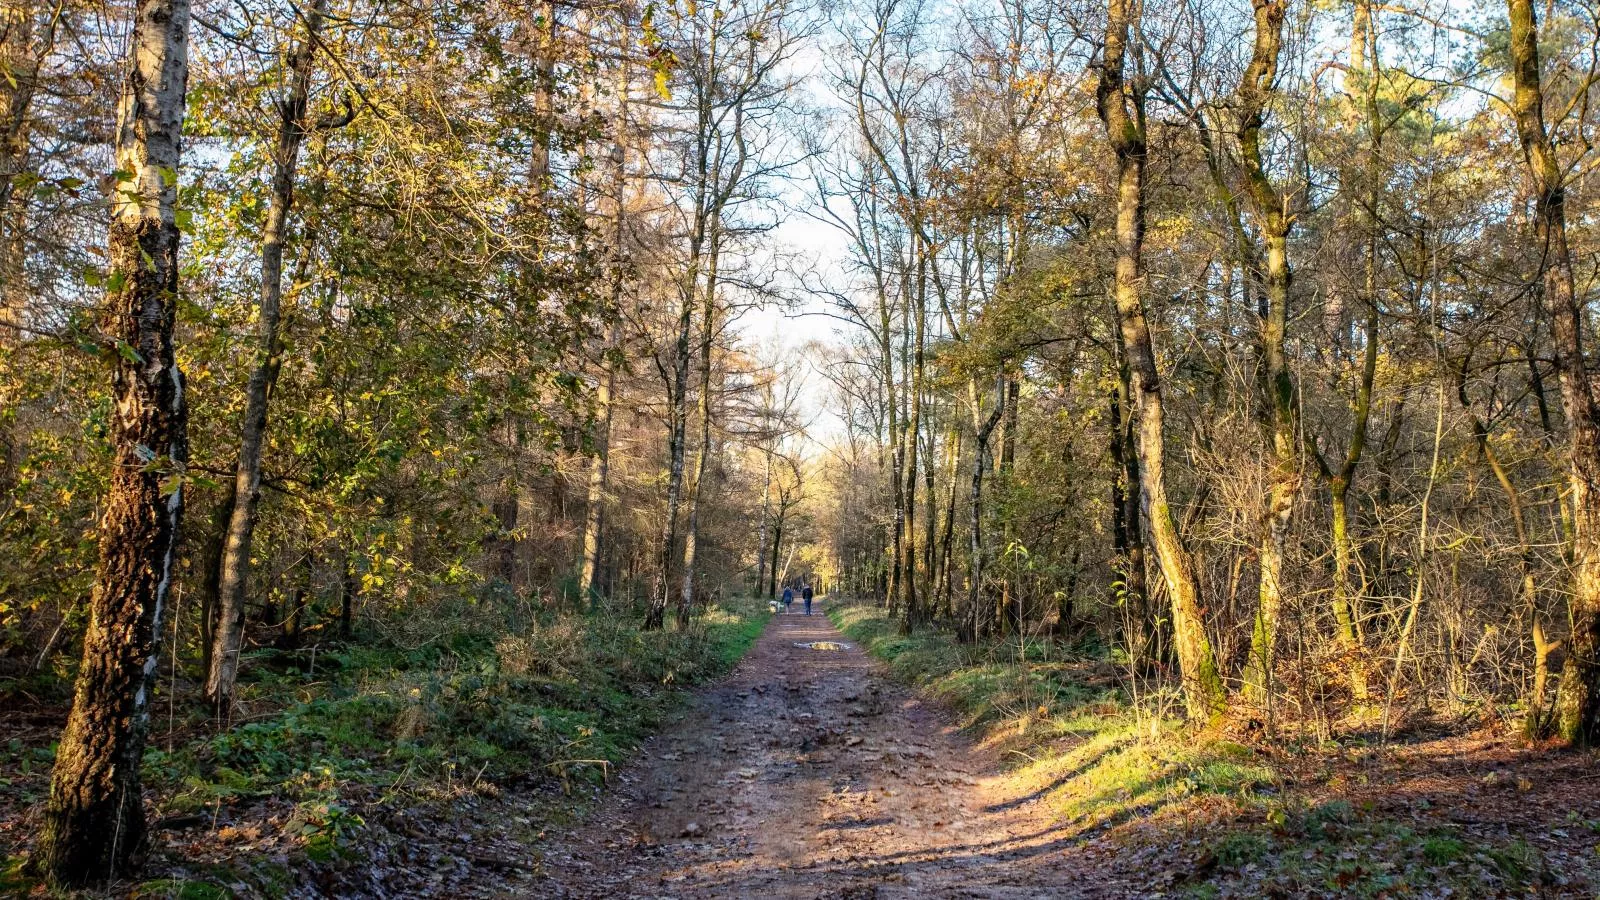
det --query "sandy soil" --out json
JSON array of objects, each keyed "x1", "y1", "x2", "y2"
[{"x1": 536, "y1": 601, "x2": 1088, "y2": 898}]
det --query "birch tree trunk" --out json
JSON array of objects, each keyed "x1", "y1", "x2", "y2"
[
  {"x1": 936, "y1": 424, "x2": 960, "y2": 619},
  {"x1": 645, "y1": 233, "x2": 696, "y2": 630},
  {"x1": 883, "y1": 297, "x2": 903, "y2": 614},
  {"x1": 649, "y1": 209, "x2": 704, "y2": 630},
  {"x1": 769, "y1": 514, "x2": 783, "y2": 597},
  {"x1": 648, "y1": 4, "x2": 743, "y2": 629},
  {"x1": 35, "y1": 0, "x2": 192, "y2": 882}
]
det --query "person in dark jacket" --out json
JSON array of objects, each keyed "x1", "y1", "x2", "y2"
[
  {"x1": 781, "y1": 585, "x2": 794, "y2": 612},
  {"x1": 802, "y1": 582, "x2": 814, "y2": 616}
]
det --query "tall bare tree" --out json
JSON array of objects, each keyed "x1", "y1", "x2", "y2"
[
  {"x1": 1232, "y1": 0, "x2": 1297, "y2": 713},
  {"x1": 206, "y1": 0, "x2": 334, "y2": 715},
  {"x1": 1095, "y1": 0, "x2": 1225, "y2": 723},
  {"x1": 645, "y1": 0, "x2": 800, "y2": 629}
]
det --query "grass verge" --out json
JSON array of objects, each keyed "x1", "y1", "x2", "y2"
[
  {"x1": 156, "y1": 595, "x2": 770, "y2": 809},
  {"x1": 2, "y1": 595, "x2": 769, "y2": 897},
  {"x1": 828, "y1": 602, "x2": 1273, "y2": 831},
  {"x1": 830, "y1": 600, "x2": 1571, "y2": 897}
]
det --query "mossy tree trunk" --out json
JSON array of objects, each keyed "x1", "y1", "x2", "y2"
[
  {"x1": 1233, "y1": 0, "x2": 1298, "y2": 715},
  {"x1": 1095, "y1": 0, "x2": 1226, "y2": 725},
  {"x1": 1506, "y1": 0, "x2": 1600, "y2": 744}
]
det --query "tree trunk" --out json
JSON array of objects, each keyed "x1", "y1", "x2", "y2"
[
  {"x1": 1110, "y1": 375, "x2": 1150, "y2": 659},
  {"x1": 923, "y1": 412, "x2": 937, "y2": 606},
  {"x1": 898, "y1": 244, "x2": 928, "y2": 632},
  {"x1": 884, "y1": 308, "x2": 903, "y2": 615},
  {"x1": 206, "y1": 0, "x2": 326, "y2": 713},
  {"x1": 1057, "y1": 547, "x2": 1082, "y2": 636},
  {"x1": 937, "y1": 425, "x2": 961, "y2": 619},
  {"x1": 678, "y1": 232, "x2": 723, "y2": 627},
  {"x1": 1506, "y1": 0, "x2": 1600, "y2": 744},
  {"x1": 962, "y1": 374, "x2": 1004, "y2": 641},
  {"x1": 1234, "y1": 0, "x2": 1296, "y2": 716},
  {"x1": 35, "y1": 0, "x2": 192, "y2": 883},
  {"x1": 770, "y1": 519, "x2": 784, "y2": 597},
  {"x1": 1457, "y1": 358, "x2": 1547, "y2": 732},
  {"x1": 645, "y1": 256, "x2": 694, "y2": 630},
  {"x1": 1325, "y1": 132, "x2": 1381, "y2": 709},
  {"x1": 0, "y1": 0, "x2": 54, "y2": 491},
  {"x1": 754, "y1": 449, "x2": 772, "y2": 597},
  {"x1": 488, "y1": 483, "x2": 519, "y2": 584},
  {"x1": 0, "y1": 0, "x2": 46, "y2": 303},
  {"x1": 579, "y1": 42, "x2": 629, "y2": 606},
  {"x1": 529, "y1": 0, "x2": 556, "y2": 199},
  {"x1": 197, "y1": 484, "x2": 235, "y2": 680},
  {"x1": 579, "y1": 323, "x2": 617, "y2": 606},
  {"x1": 339, "y1": 547, "x2": 357, "y2": 638},
  {"x1": 998, "y1": 374, "x2": 1020, "y2": 634},
  {"x1": 1096, "y1": 0, "x2": 1226, "y2": 724}
]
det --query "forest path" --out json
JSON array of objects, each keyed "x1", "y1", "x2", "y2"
[{"x1": 537, "y1": 599, "x2": 1090, "y2": 898}]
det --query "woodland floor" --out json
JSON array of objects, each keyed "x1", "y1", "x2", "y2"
[
  {"x1": 7, "y1": 600, "x2": 1600, "y2": 897},
  {"x1": 537, "y1": 600, "x2": 1600, "y2": 899}
]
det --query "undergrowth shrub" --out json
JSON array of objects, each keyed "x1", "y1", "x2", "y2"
[{"x1": 149, "y1": 595, "x2": 768, "y2": 819}]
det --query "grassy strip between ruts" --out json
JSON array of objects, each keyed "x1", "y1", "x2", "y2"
[
  {"x1": 2, "y1": 595, "x2": 769, "y2": 898},
  {"x1": 829, "y1": 599, "x2": 1574, "y2": 897}
]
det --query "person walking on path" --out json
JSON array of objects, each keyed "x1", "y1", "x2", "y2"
[
  {"x1": 802, "y1": 582, "x2": 814, "y2": 616},
  {"x1": 782, "y1": 585, "x2": 794, "y2": 613}
]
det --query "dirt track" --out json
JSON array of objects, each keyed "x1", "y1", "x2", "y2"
[{"x1": 537, "y1": 600, "x2": 1088, "y2": 899}]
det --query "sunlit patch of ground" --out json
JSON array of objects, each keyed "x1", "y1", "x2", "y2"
[{"x1": 832, "y1": 600, "x2": 1600, "y2": 897}]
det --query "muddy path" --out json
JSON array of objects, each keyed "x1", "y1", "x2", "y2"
[{"x1": 537, "y1": 600, "x2": 1089, "y2": 899}]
